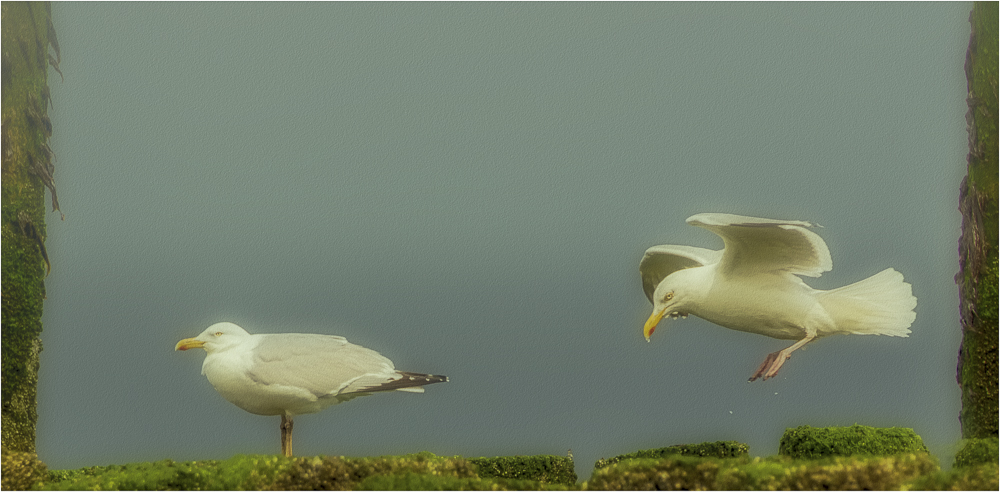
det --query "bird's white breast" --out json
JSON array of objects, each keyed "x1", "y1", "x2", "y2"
[
  {"x1": 200, "y1": 337, "x2": 299, "y2": 416},
  {"x1": 696, "y1": 273, "x2": 831, "y2": 340}
]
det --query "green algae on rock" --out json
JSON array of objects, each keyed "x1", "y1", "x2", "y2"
[
  {"x1": 958, "y1": 0, "x2": 999, "y2": 443},
  {"x1": 44, "y1": 455, "x2": 291, "y2": 491},
  {"x1": 716, "y1": 453, "x2": 938, "y2": 490},
  {"x1": 586, "y1": 453, "x2": 939, "y2": 491},
  {"x1": 272, "y1": 452, "x2": 477, "y2": 490},
  {"x1": 907, "y1": 460, "x2": 999, "y2": 491},
  {"x1": 593, "y1": 440, "x2": 749, "y2": 470},
  {"x1": 1, "y1": 447, "x2": 47, "y2": 490},
  {"x1": 586, "y1": 455, "x2": 728, "y2": 490},
  {"x1": 954, "y1": 436, "x2": 999, "y2": 468},
  {"x1": 469, "y1": 454, "x2": 577, "y2": 485},
  {"x1": 779, "y1": 424, "x2": 928, "y2": 459},
  {"x1": 1, "y1": 0, "x2": 59, "y2": 457},
  {"x1": 42, "y1": 452, "x2": 562, "y2": 491},
  {"x1": 357, "y1": 471, "x2": 577, "y2": 491}
]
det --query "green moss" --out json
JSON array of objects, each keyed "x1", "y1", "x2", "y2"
[
  {"x1": 357, "y1": 472, "x2": 577, "y2": 491},
  {"x1": 778, "y1": 424, "x2": 928, "y2": 459},
  {"x1": 905, "y1": 461, "x2": 999, "y2": 491},
  {"x1": 593, "y1": 440, "x2": 749, "y2": 469},
  {"x1": 954, "y1": 436, "x2": 999, "y2": 468},
  {"x1": 43, "y1": 455, "x2": 292, "y2": 491},
  {"x1": 41, "y1": 453, "x2": 578, "y2": 491},
  {"x1": 960, "y1": 253, "x2": 999, "y2": 439},
  {"x1": 272, "y1": 452, "x2": 478, "y2": 490},
  {"x1": 586, "y1": 452, "x2": 937, "y2": 490},
  {"x1": 469, "y1": 454, "x2": 577, "y2": 485},
  {"x1": 711, "y1": 456, "x2": 790, "y2": 490},
  {"x1": 35, "y1": 445, "x2": 976, "y2": 491},
  {"x1": 966, "y1": 1, "x2": 998, "y2": 205},
  {"x1": 1, "y1": 447, "x2": 47, "y2": 490},
  {"x1": 959, "y1": 0, "x2": 999, "y2": 442},
  {"x1": 1, "y1": 0, "x2": 57, "y2": 455},
  {"x1": 585, "y1": 455, "x2": 727, "y2": 490},
  {"x1": 718, "y1": 453, "x2": 938, "y2": 490}
]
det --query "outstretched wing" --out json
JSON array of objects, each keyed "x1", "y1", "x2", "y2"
[
  {"x1": 639, "y1": 244, "x2": 722, "y2": 302},
  {"x1": 686, "y1": 213, "x2": 832, "y2": 278}
]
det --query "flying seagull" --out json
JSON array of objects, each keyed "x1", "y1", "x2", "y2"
[
  {"x1": 176, "y1": 322, "x2": 447, "y2": 456},
  {"x1": 640, "y1": 213, "x2": 916, "y2": 381}
]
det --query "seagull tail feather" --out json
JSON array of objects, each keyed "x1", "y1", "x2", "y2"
[{"x1": 817, "y1": 268, "x2": 917, "y2": 337}]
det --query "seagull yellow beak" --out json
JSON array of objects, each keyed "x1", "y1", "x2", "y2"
[
  {"x1": 175, "y1": 338, "x2": 205, "y2": 351},
  {"x1": 644, "y1": 309, "x2": 666, "y2": 342}
]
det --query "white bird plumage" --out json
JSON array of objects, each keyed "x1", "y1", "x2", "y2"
[
  {"x1": 176, "y1": 322, "x2": 447, "y2": 456},
  {"x1": 640, "y1": 213, "x2": 917, "y2": 381}
]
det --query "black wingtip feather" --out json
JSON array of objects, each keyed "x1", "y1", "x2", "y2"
[
  {"x1": 399, "y1": 371, "x2": 449, "y2": 384},
  {"x1": 364, "y1": 371, "x2": 448, "y2": 393}
]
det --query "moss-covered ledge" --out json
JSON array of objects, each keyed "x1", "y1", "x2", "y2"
[
  {"x1": 954, "y1": 436, "x2": 999, "y2": 468},
  {"x1": 583, "y1": 428, "x2": 997, "y2": 490},
  {"x1": 1, "y1": 0, "x2": 59, "y2": 456},
  {"x1": 594, "y1": 440, "x2": 749, "y2": 470},
  {"x1": 28, "y1": 436, "x2": 999, "y2": 491},
  {"x1": 958, "y1": 0, "x2": 999, "y2": 442},
  {"x1": 1, "y1": 447, "x2": 47, "y2": 490},
  {"x1": 469, "y1": 454, "x2": 577, "y2": 485},
  {"x1": 778, "y1": 424, "x2": 928, "y2": 459},
  {"x1": 40, "y1": 452, "x2": 578, "y2": 491},
  {"x1": 585, "y1": 453, "x2": 940, "y2": 491}
]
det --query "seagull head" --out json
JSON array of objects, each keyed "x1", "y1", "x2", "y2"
[
  {"x1": 643, "y1": 269, "x2": 702, "y2": 341},
  {"x1": 175, "y1": 322, "x2": 251, "y2": 353}
]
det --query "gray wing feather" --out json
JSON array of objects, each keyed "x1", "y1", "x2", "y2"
[
  {"x1": 640, "y1": 245, "x2": 721, "y2": 302},
  {"x1": 246, "y1": 334, "x2": 399, "y2": 398}
]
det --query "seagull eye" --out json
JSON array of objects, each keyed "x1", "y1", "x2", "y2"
[
  {"x1": 664, "y1": 292, "x2": 674, "y2": 302},
  {"x1": 214, "y1": 332, "x2": 223, "y2": 337}
]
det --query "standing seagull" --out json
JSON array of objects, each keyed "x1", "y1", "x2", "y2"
[
  {"x1": 640, "y1": 213, "x2": 916, "y2": 381},
  {"x1": 176, "y1": 322, "x2": 447, "y2": 456}
]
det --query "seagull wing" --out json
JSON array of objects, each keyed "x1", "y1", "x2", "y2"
[
  {"x1": 686, "y1": 213, "x2": 832, "y2": 278},
  {"x1": 640, "y1": 244, "x2": 722, "y2": 302},
  {"x1": 247, "y1": 334, "x2": 426, "y2": 399}
]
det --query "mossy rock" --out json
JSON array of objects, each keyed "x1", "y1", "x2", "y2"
[
  {"x1": 356, "y1": 471, "x2": 578, "y2": 490},
  {"x1": 593, "y1": 440, "x2": 749, "y2": 469},
  {"x1": 273, "y1": 452, "x2": 477, "y2": 490},
  {"x1": 1, "y1": 447, "x2": 48, "y2": 490},
  {"x1": 44, "y1": 454, "x2": 290, "y2": 490},
  {"x1": 586, "y1": 452, "x2": 938, "y2": 490},
  {"x1": 468, "y1": 454, "x2": 577, "y2": 485},
  {"x1": 585, "y1": 455, "x2": 728, "y2": 490},
  {"x1": 906, "y1": 460, "x2": 999, "y2": 490},
  {"x1": 716, "y1": 453, "x2": 938, "y2": 490},
  {"x1": 779, "y1": 424, "x2": 928, "y2": 459},
  {"x1": 42, "y1": 452, "x2": 574, "y2": 491},
  {"x1": 954, "y1": 436, "x2": 999, "y2": 468},
  {"x1": 42, "y1": 452, "x2": 474, "y2": 490}
]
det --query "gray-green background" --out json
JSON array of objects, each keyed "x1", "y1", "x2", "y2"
[{"x1": 38, "y1": 2, "x2": 969, "y2": 478}]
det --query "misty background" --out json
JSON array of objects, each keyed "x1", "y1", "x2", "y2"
[{"x1": 37, "y1": 3, "x2": 970, "y2": 479}]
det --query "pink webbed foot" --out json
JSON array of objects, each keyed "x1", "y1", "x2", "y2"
[
  {"x1": 749, "y1": 351, "x2": 784, "y2": 381},
  {"x1": 748, "y1": 335, "x2": 815, "y2": 382}
]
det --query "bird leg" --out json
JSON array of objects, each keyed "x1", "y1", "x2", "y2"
[
  {"x1": 280, "y1": 415, "x2": 294, "y2": 457},
  {"x1": 748, "y1": 335, "x2": 815, "y2": 381}
]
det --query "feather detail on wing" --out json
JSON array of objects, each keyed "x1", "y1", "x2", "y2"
[
  {"x1": 686, "y1": 213, "x2": 832, "y2": 278},
  {"x1": 245, "y1": 333, "x2": 446, "y2": 399}
]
